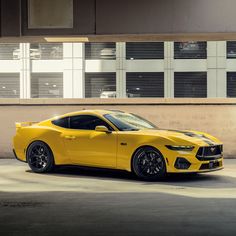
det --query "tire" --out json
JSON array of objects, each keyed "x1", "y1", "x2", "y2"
[
  {"x1": 132, "y1": 146, "x2": 166, "y2": 181},
  {"x1": 27, "y1": 141, "x2": 54, "y2": 173}
]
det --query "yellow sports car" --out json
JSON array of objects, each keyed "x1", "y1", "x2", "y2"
[{"x1": 13, "y1": 110, "x2": 223, "y2": 180}]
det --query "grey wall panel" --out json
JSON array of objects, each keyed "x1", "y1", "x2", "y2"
[
  {"x1": 96, "y1": 0, "x2": 236, "y2": 35},
  {"x1": 76, "y1": 0, "x2": 95, "y2": 34},
  {"x1": 96, "y1": 0, "x2": 172, "y2": 34},
  {"x1": 1, "y1": 0, "x2": 21, "y2": 36}
]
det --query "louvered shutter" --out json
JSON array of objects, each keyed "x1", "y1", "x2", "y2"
[
  {"x1": 0, "y1": 74, "x2": 20, "y2": 98},
  {"x1": 0, "y1": 44, "x2": 20, "y2": 60},
  {"x1": 227, "y1": 72, "x2": 236, "y2": 97},
  {"x1": 174, "y1": 72, "x2": 207, "y2": 98},
  {"x1": 30, "y1": 43, "x2": 63, "y2": 60},
  {"x1": 85, "y1": 43, "x2": 116, "y2": 60},
  {"x1": 85, "y1": 73, "x2": 116, "y2": 98},
  {"x1": 174, "y1": 42, "x2": 207, "y2": 59},
  {"x1": 31, "y1": 73, "x2": 63, "y2": 98},
  {"x1": 126, "y1": 72, "x2": 164, "y2": 97},
  {"x1": 126, "y1": 42, "x2": 164, "y2": 60},
  {"x1": 227, "y1": 42, "x2": 236, "y2": 59}
]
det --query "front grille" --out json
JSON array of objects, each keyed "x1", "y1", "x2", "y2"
[
  {"x1": 196, "y1": 145, "x2": 223, "y2": 161},
  {"x1": 200, "y1": 161, "x2": 221, "y2": 170}
]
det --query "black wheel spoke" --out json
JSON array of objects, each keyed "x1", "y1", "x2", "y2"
[
  {"x1": 140, "y1": 164, "x2": 149, "y2": 174},
  {"x1": 134, "y1": 148, "x2": 166, "y2": 179},
  {"x1": 27, "y1": 141, "x2": 54, "y2": 173},
  {"x1": 28, "y1": 144, "x2": 50, "y2": 170}
]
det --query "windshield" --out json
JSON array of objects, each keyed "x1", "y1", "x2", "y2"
[{"x1": 104, "y1": 113, "x2": 157, "y2": 131}]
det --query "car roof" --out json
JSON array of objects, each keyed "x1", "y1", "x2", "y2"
[{"x1": 55, "y1": 109, "x2": 125, "y2": 119}]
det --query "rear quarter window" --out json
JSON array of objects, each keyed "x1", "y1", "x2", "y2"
[{"x1": 52, "y1": 117, "x2": 69, "y2": 128}]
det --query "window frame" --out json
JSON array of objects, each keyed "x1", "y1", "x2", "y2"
[{"x1": 21, "y1": 0, "x2": 81, "y2": 35}]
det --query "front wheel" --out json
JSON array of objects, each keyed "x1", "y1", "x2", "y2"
[
  {"x1": 27, "y1": 141, "x2": 54, "y2": 173},
  {"x1": 132, "y1": 146, "x2": 166, "y2": 180}
]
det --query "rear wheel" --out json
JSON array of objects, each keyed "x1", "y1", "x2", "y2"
[
  {"x1": 27, "y1": 141, "x2": 54, "y2": 173},
  {"x1": 132, "y1": 146, "x2": 166, "y2": 180}
]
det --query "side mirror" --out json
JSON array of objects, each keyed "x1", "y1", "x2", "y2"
[{"x1": 95, "y1": 126, "x2": 111, "y2": 133}]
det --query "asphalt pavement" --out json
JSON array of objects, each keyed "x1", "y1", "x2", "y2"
[{"x1": 0, "y1": 159, "x2": 236, "y2": 236}]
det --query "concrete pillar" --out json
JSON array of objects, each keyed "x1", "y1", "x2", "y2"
[
  {"x1": 207, "y1": 41, "x2": 226, "y2": 98},
  {"x1": 72, "y1": 43, "x2": 85, "y2": 98},
  {"x1": 164, "y1": 42, "x2": 174, "y2": 98},
  {"x1": 20, "y1": 43, "x2": 31, "y2": 98},
  {"x1": 116, "y1": 42, "x2": 126, "y2": 98},
  {"x1": 216, "y1": 41, "x2": 227, "y2": 98},
  {"x1": 63, "y1": 43, "x2": 85, "y2": 98}
]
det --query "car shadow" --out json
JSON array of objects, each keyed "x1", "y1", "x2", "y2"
[
  {"x1": 26, "y1": 165, "x2": 229, "y2": 187},
  {"x1": 26, "y1": 165, "x2": 138, "y2": 182}
]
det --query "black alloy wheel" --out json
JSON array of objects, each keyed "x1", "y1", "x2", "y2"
[
  {"x1": 27, "y1": 141, "x2": 54, "y2": 173},
  {"x1": 132, "y1": 146, "x2": 166, "y2": 180}
]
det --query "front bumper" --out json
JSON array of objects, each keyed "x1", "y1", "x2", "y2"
[
  {"x1": 167, "y1": 158, "x2": 224, "y2": 173},
  {"x1": 164, "y1": 147, "x2": 224, "y2": 173}
]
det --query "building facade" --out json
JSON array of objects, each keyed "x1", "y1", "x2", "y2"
[{"x1": 1, "y1": 41, "x2": 236, "y2": 99}]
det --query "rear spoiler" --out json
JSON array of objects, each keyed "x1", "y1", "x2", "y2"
[{"x1": 15, "y1": 122, "x2": 39, "y2": 129}]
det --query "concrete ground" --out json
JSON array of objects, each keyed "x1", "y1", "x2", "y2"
[{"x1": 1, "y1": 159, "x2": 236, "y2": 236}]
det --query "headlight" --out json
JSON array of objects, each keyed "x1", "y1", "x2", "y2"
[{"x1": 165, "y1": 145, "x2": 194, "y2": 151}]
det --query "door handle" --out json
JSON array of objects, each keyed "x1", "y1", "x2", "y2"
[{"x1": 64, "y1": 135, "x2": 77, "y2": 140}]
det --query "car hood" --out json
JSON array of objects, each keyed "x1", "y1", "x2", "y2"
[{"x1": 128, "y1": 129, "x2": 221, "y2": 146}]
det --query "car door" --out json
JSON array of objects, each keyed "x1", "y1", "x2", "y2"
[{"x1": 62, "y1": 115, "x2": 117, "y2": 168}]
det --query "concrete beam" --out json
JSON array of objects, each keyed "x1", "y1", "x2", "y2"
[
  {"x1": 1, "y1": 0, "x2": 236, "y2": 41},
  {"x1": 96, "y1": 0, "x2": 236, "y2": 35},
  {"x1": 3, "y1": 33, "x2": 236, "y2": 43}
]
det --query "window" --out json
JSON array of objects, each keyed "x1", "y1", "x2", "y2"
[
  {"x1": 70, "y1": 115, "x2": 112, "y2": 130},
  {"x1": 0, "y1": 74, "x2": 20, "y2": 98},
  {"x1": 31, "y1": 73, "x2": 63, "y2": 98},
  {"x1": 85, "y1": 43, "x2": 116, "y2": 60},
  {"x1": 52, "y1": 117, "x2": 69, "y2": 128},
  {"x1": 174, "y1": 72, "x2": 207, "y2": 98},
  {"x1": 126, "y1": 72, "x2": 164, "y2": 98},
  {"x1": 0, "y1": 44, "x2": 20, "y2": 60},
  {"x1": 30, "y1": 43, "x2": 63, "y2": 60},
  {"x1": 104, "y1": 113, "x2": 157, "y2": 131},
  {"x1": 28, "y1": 0, "x2": 73, "y2": 29},
  {"x1": 85, "y1": 73, "x2": 116, "y2": 98},
  {"x1": 227, "y1": 72, "x2": 236, "y2": 97},
  {"x1": 126, "y1": 42, "x2": 164, "y2": 60},
  {"x1": 174, "y1": 42, "x2": 207, "y2": 59},
  {"x1": 227, "y1": 42, "x2": 236, "y2": 59}
]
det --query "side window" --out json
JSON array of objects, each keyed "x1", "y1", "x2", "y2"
[
  {"x1": 70, "y1": 115, "x2": 112, "y2": 131},
  {"x1": 52, "y1": 117, "x2": 69, "y2": 128}
]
